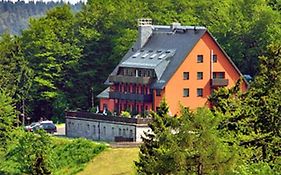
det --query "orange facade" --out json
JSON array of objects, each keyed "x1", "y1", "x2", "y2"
[
  {"x1": 154, "y1": 32, "x2": 247, "y2": 115},
  {"x1": 98, "y1": 27, "x2": 247, "y2": 116}
]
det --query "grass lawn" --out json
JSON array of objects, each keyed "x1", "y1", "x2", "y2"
[
  {"x1": 51, "y1": 137, "x2": 107, "y2": 175},
  {"x1": 78, "y1": 147, "x2": 139, "y2": 175}
]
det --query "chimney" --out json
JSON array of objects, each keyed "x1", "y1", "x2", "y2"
[{"x1": 137, "y1": 18, "x2": 153, "y2": 49}]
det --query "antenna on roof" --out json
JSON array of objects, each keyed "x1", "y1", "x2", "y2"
[{"x1": 138, "y1": 18, "x2": 152, "y2": 26}]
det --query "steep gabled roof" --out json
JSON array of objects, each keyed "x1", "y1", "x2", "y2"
[
  {"x1": 105, "y1": 24, "x2": 247, "y2": 90},
  {"x1": 106, "y1": 25, "x2": 206, "y2": 89}
]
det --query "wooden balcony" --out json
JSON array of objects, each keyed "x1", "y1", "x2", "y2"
[
  {"x1": 109, "y1": 75, "x2": 152, "y2": 85},
  {"x1": 211, "y1": 79, "x2": 229, "y2": 87},
  {"x1": 109, "y1": 91, "x2": 152, "y2": 102}
]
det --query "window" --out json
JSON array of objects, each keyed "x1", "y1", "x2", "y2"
[
  {"x1": 183, "y1": 72, "x2": 189, "y2": 80},
  {"x1": 197, "y1": 55, "x2": 203, "y2": 63},
  {"x1": 112, "y1": 127, "x2": 115, "y2": 136},
  {"x1": 138, "y1": 70, "x2": 142, "y2": 77},
  {"x1": 197, "y1": 72, "x2": 203, "y2": 80},
  {"x1": 119, "y1": 128, "x2": 122, "y2": 136},
  {"x1": 129, "y1": 130, "x2": 133, "y2": 138},
  {"x1": 93, "y1": 125, "x2": 96, "y2": 134},
  {"x1": 156, "y1": 89, "x2": 161, "y2": 96},
  {"x1": 213, "y1": 72, "x2": 225, "y2": 79},
  {"x1": 197, "y1": 88, "x2": 203, "y2": 97},
  {"x1": 123, "y1": 128, "x2": 126, "y2": 137},
  {"x1": 183, "y1": 88, "x2": 189, "y2": 97},
  {"x1": 136, "y1": 105, "x2": 139, "y2": 113},
  {"x1": 218, "y1": 72, "x2": 225, "y2": 79},
  {"x1": 213, "y1": 54, "x2": 217, "y2": 63},
  {"x1": 103, "y1": 126, "x2": 106, "y2": 136}
]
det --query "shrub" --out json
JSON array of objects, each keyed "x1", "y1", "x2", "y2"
[
  {"x1": 121, "y1": 111, "x2": 131, "y2": 118},
  {"x1": 52, "y1": 138, "x2": 107, "y2": 175}
]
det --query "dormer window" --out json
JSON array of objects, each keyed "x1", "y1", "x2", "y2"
[
  {"x1": 142, "y1": 53, "x2": 149, "y2": 58},
  {"x1": 158, "y1": 54, "x2": 166, "y2": 59},
  {"x1": 132, "y1": 52, "x2": 140, "y2": 58}
]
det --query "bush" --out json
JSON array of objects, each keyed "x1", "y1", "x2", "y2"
[
  {"x1": 52, "y1": 137, "x2": 107, "y2": 175},
  {"x1": 121, "y1": 111, "x2": 131, "y2": 118},
  {"x1": 1, "y1": 130, "x2": 107, "y2": 175}
]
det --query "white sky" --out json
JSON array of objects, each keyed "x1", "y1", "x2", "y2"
[{"x1": 7, "y1": 0, "x2": 87, "y2": 4}]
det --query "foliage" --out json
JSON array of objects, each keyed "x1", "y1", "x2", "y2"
[
  {"x1": 21, "y1": 5, "x2": 83, "y2": 121},
  {"x1": 121, "y1": 111, "x2": 131, "y2": 118},
  {"x1": 0, "y1": 91, "x2": 17, "y2": 174},
  {"x1": 241, "y1": 44, "x2": 281, "y2": 163},
  {"x1": 0, "y1": 33, "x2": 32, "y2": 103},
  {"x1": 0, "y1": 91, "x2": 16, "y2": 149},
  {"x1": 136, "y1": 100, "x2": 238, "y2": 174},
  {"x1": 1, "y1": 0, "x2": 280, "y2": 122},
  {"x1": 231, "y1": 162, "x2": 280, "y2": 175},
  {"x1": 209, "y1": 44, "x2": 281, "y2": 171},
  {"x1": 3, "y1": 129, "x2": 53, "y2": 175},
  {"x1": 1, "y1": 131, "x2": 107, "y2": 175},
  {"x1": 52, "y1": 137, "x2": 107, "y2": 175},
  {"x1": 0, "y1": 0, "x2": 83, "y2": 35}
]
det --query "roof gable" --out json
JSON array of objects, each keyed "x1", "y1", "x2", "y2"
[{"x1": 106, "y1": 25, "x2": 207, "y2": 88}]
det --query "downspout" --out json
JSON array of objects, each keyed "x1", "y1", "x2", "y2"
[{"x1": 210, "y1": 49, "x2": 213, "y2": 80}]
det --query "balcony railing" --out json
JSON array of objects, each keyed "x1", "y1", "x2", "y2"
[
  {"x1": 211, "y1": 79, "x2": 229, "y2": 87},
  {"x1": 109, "y1": 75, "x2": 152, "y2": 85},
  {"x1": 109, "y1": 91, "x2": 152, "y2": 102}
]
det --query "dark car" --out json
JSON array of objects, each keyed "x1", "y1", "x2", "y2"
[
  {"x1": 25, "y1": 121, "x2": 57, "y2": 134},
  {"x1": 39, "y1": 121, "x2": 57, "y2": 134}
]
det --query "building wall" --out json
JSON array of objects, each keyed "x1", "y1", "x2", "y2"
[
  {"x1": 136, "y1": 126, "x2": 151, "y2": 142},
  {"x1": 99, "y1": 98, "x2": 115, "y2": 112},
  {"x1": 153, "y1": 89, "x2": 165, "y2": 111},
  {"x1": 66, "y1": 118, "x2": 149, "y2": 142},
  {"x1": 165, "y1": 32, "x2": 247, "y2": 115}
]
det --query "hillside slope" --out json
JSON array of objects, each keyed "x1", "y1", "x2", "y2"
[
  {"x1": 0, "y1": 0, "x2": 82, "y2": 35},
  {"x1": 78, "y1": 148, "x2": 139, "y2": 175}
]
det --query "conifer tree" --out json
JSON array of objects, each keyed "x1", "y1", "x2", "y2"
[
  {"x1": 136, "y1": 100, "x2": 237, "y2": 174},
  {"x1": 135, "y1": 99, "x2": 178, "y2": 174}
]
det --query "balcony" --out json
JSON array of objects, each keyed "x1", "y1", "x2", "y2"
[
  {"x1": 109, "y1": 75, "x2": 152, "y2": 85},
  {"x1": 211, "y1": 79, "x2": 229, "y2": 87},
  {"x1": 109, "y1": 91, "x2": 152, "y2": 102}
]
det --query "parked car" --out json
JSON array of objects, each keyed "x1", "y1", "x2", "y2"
[
  {"x1": 39, "y1": 121, "x2": 57, "y2": 134},
  {"x1": 24, "y1": 122, "x2": 40, "y2": 132},
  {"x1": 25, "y1": 121, "x2": 57, "y2": 134}
]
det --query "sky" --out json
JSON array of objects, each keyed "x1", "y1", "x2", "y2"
[{"x1": 7, "y1": 0, "x2": 87, "y2": 4}]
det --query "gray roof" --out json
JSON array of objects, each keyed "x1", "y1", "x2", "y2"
[
  {"x1": 96, "y1": 87, "x2": 110, "y2": 98},
  {"x1": 105, "y1": 25, "x2": 206, "y2": 89},
  {"x1": 98, "y1": 24, "x2": 248, "y2": 100}
]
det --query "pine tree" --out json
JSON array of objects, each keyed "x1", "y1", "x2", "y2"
[
  {"x1": 135, "y1": 99, "x2": 178, "y2": 174},
  {"x1": 242, "y1": 44, "x2": 281, "y2": 163},
  {"x1": 136, "y1": 100, "x2": 237, "y2": 174}
]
